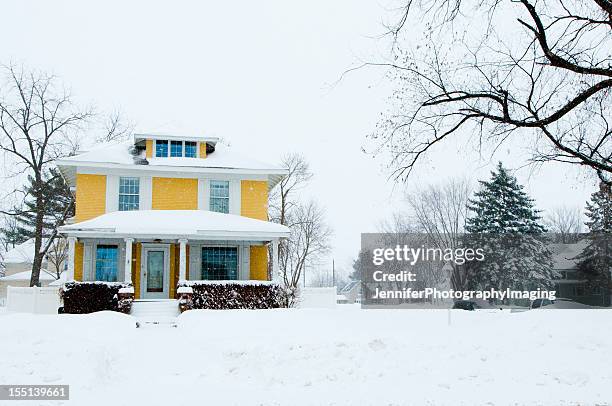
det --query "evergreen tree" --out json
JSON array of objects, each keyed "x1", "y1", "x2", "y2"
[
  {"x1": 0, "y1": 215, "x2": 27, "y2": 251},
  {"x1": 465, "y1": 163, "x2": 554, "y2": 294},
  {"x1": 15, "y1": 168, "x2": 74, "y2": 241},
  {"x1": 574, "y1": 183, "x2": 611, "y2": 304}
]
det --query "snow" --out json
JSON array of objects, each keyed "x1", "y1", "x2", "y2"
[
  {"x1": 59, "y1": 210, "x2": 290, "y2": 240},
  {"x1": 57, "y1": 140, "x2": 286, "y2": 173},
  {"x1": 179, "y1": 279, "x2": 277, "y2": 286},
  {"x1": 0, "y1": 308, "x2": 610, "y2": 405},
  {"x1": 0, "y1": 270, "x2": 58, "y2": 282},
  {"x1": 1, "y1": 239, "x2": 37, "y2": 264}
]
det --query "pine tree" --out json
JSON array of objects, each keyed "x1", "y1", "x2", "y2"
[
  {"x1": 0, "y1": 215, "x2": 27, "y2": 251},
  {"x1": 465, "y1": 162, "x2": 554, "y2": 293},
  {"x1": 574, "y1": 183, "x2": 611, "y2": 304},
  {"x1": 15, "y1": 168, "x2": 74, "y2": 241}
]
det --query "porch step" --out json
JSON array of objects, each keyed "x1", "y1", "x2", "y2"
[{"x1": 131, "y1": 300, "x2": 180, "y2": 327}]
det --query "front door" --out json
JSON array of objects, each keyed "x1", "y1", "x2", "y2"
[{"x1": 141, "y1": 245, "x2": 170, "y2": 299}]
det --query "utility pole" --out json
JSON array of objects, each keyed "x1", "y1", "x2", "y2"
[{"x1": 332, "y1": 259, "x2": 335, "y2": 287}]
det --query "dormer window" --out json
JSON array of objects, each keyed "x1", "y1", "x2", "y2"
[
  {"x1": 185, "y1": 141, "x2": 197, "y2": 158},
  {"x1": 170, "y1": 140, "x2": 183, "y2": 157},
  {"x1": 153, "y1": 139, "x2": 199, "y2": 158},
  {"x1": 155, "y1": 140, "x2": 168, "y2": 157}
]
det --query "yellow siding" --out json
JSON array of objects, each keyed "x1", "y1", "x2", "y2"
[
  {"x1": 75, "y1": 174, "x2": 106, "y2": 222},
  {"x1": 74, "y1": 243, "x2": 84, "y2": 281},
  {"x1": 152, "y1": 177, "x2": 198, "y2": 210},
  {"x1": 199, "y1": 142, "x2": 207, "y2": 158},
  {"x1": 132, "y1": 243, "x2": 141, "y2": 299},
  {"x1": 241, "y1": 180, "x2": 268, "y2": 220},
  {"x1": 146, "y1": 139, "x2": 153, "y2": 158},
  {"x1": 250, "y1": 245, "x2": 269, "y2": 280}
]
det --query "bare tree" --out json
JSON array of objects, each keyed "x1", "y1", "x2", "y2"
[
  {"x1": 406, "y1": 178, "x2": 471, "y2": 289},
  {"x1": 269, "y1": 153, "x2": 313, "y2": 226},
  {"x1": 0, "y1": 64, "x2": 90, "y2": 286},
  {"x1": 269, "y1": 153, "x2": 332, "y2": 306},
  {"x1": 371, "y1": 0, "x2": 611, "y2": 184},
  {"x1": 96, "y1": 109, "x2": 133, "y2": 143},
  {"x1": 278, "y1": 201, "x2": 332, "y2": 306},
  {"x1": 44, "y1": 236, "x2": 68, "y2": 280},
  {"x1": 546, "y1": 205, "x2": 584, "y2": 243}
]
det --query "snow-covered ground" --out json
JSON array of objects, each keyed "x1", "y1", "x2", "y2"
[{"x1": 0, "y1": 307, "x2": 610, "y2": 406}]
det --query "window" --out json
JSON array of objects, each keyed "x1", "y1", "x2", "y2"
[
  {"x1": 185, "y1": 141, "x2": 197, "y2": 158},
  {"x1": 170, "y1": 140, "x2": 183, "y2": 157},
  {"x1": 96, "y1": 245, "x2": 118, "y2": 281},
  {"x1": 119, "y1": 177, "x2": 140, "y2": 211},
  {"x1": 210, "y1": 180, "x2": 229, "y2": 213},
  {"x1": 201, "y1": 247, "x2": 238, "y2": 280},
  {"x1": 155, "y1": 140, "x2": 168, "y2": 157}
]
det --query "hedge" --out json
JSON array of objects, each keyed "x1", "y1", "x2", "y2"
[
  {"x1": 178, "y1": 281, "x2": 285, "y2": 310},
  {"x1": 61, "y1": 281, "x2": 132, "y2": 314}
]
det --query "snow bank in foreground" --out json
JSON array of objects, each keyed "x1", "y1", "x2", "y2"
[{"x1": 0, "y1": 308, "x2": 610, "y2": 406}]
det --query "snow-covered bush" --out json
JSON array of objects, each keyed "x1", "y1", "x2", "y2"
[
  {"x1": 61, "y1": 281, "x2": 132, "y2": 314},
  {"x1": 178, "y1": 281, "x2": 285, "y2": 310}
]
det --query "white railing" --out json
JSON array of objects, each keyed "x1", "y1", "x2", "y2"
[{"x1": 7, "y1": 286, "x2": 61, "y2": 314}]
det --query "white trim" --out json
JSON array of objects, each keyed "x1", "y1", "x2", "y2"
[
  {"x1": 66, "y1": 237, "x2": 76, "y2": 281},
  {"x1": 105, "y1": 175, "x2": 119, "y2": 212},
  {"x1": 141, "y1": 244, "x2": 171, "y2": 299},
  {"x1": 178, "y1": 239, "x2": 187, "y2": 281},
  {"x1": 197, "y1": 179, "x2": 208, "y2": 210},
  {"x1": 140, "y1": 176, "x2": 152, "y2": 210},
  {"x1": 230, "y1": 180, "x2": 241, "y2": 215},
  {"x1": 83, "y1": 242, "x2": 93, "y2": 281},
  {"x1": 60, "y1": 161, "x2": 286, "y2": 177},
  {"x1": 61, "y1": 231, "x2": 286, "y2": 241},
  {"x1": 124, "y1": 238, "x2": 134, "y2": 284}
]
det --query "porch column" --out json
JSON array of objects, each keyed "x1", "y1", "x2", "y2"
[
  {"x1": 178, "y1": 238, "x2": 188, "y2": 281},
  {"x1": 271, "y1": 239, "x2": 280, "y2": 282},
  {"x1": 66, "y1": 236, "x2": 77, "y2": 281},
  {"x1": 124, "y1": 238, "x2": 134, "y2": 284}
]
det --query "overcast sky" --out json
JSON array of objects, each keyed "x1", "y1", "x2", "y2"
[{"x1": 1, "y1": 1, "x2": 598, "y2": 278}]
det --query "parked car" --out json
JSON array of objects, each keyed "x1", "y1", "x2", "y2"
[
  {"x1": 530, "y1": 298, "x2": 594, "y2": 309},
  {"x1": 452, "y1": 300, "x2": 482, "y2": 311},
  {"x1": 530, "y1": 298, "x2": 554, "y2": 309}
]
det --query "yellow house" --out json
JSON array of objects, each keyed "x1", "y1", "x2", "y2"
[{"x1": 56, "y1": 134, "x2": 289, "y2": 300}]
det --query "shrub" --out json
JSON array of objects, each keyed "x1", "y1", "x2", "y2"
[
  {"x1": 61, "y1": 281, "x2": 132, "y2": 314},
  {"x1": 179, "y1": 281, "x2": 285, "y2": 310}
]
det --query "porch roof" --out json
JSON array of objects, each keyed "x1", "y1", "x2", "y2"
[{"x1": 59, "y1": 210, "x2": 290, "y2": 241}]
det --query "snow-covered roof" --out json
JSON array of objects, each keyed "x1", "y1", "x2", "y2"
[
  {"x1": 0, "y1": 269, "x2": 58, "y2": 282},
  {"x1": 2, "y1": 239, "x2": 37, "y2": 264},
  {"x1": 133, "y1": 133, "x2": 219, "y2": 143},
  {"x1": 59, "y1": 210, "x2": 290, "y2": 240},
  {"x1": 55, "y1": 140, "x2": 287, "y2": 189},
  {"x1": 550, "y1": 240, "x2": 589, "y2": 270}
]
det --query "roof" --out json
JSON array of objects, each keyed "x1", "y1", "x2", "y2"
[
  {"x1": 2, "y1": 239, "x2": 37, "y2": 264},
  {"x1": 133, "y1": 133, "x2": 219, "y2": 143},
  {"x1": 59, "y1": 210, "x2": 290, "y2": 240},
  {"x1": 0, "y1": 270, "x2": 58, "y2": 282},
  {"x1": 55, "y1": 140, "x2": 287, "y2": 189},
  {"x1": 340, "y1": 280, "x2": 360, "y2": 293},
  {"x1": 550, "y1": 240, "x2": 589, "y2": 270}
]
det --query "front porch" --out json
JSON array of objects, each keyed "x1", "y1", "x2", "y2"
[{"x1": 59, "y1": 210, "x2": 289, "y2": 300}]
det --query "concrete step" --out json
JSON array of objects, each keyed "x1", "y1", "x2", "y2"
[{"x1": 130, "y1": 299, "x2": 180, "y2": 323}]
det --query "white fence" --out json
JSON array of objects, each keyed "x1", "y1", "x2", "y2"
[
  {"x1": 298, "y1": 287, "x2": 337, "y2": 309},
  {"x1": 7, "y1": 286, "x2": 61, "y2": 314}
]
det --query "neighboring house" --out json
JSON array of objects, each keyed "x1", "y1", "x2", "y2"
[
  {"x1": 338, "y1": 280, "x2": 361, "y2": 304},
  {"x1": 0, "y1": 239, "x2": 65, "y2": 301},
  {"x1": 56, "y1": 134, "x2": 290, "y2": 300},
  {"x1": 551, "y1": 240, "x2": 611, "y2": 307}
]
